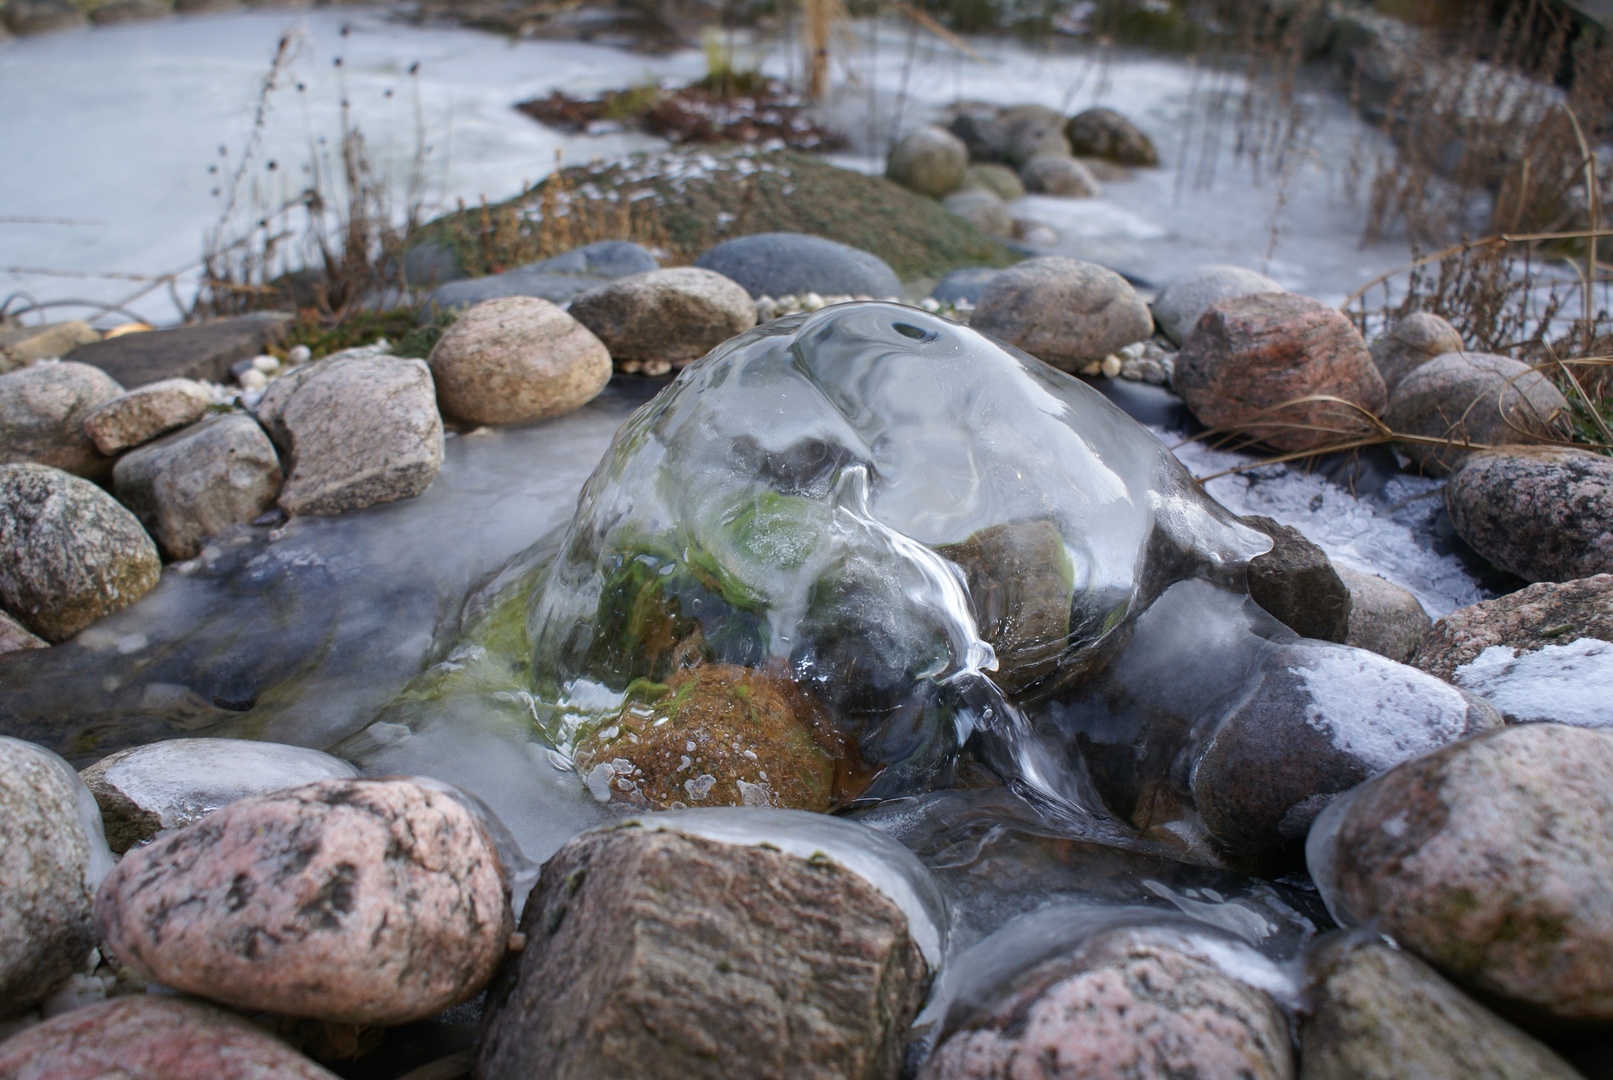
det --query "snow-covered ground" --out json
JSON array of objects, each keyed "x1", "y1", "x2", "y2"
[{"x1": 1, "y1": 8, "x2": 1413, "y2": 325}]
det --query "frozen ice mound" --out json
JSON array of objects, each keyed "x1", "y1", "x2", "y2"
[{"x1": 521, "y1": 302, "x2": 1272, "y2": 810}]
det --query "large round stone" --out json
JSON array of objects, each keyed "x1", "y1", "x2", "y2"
[
  {"x1": 0, "y1": 736, "x2": 112, "y2": 1013},
  {"x1": 0, "y1": 360, "x2": 124, "y2": 478},
  {"x1": 1310, "y1": 723, "x2": 1613, "y2": 1026},
  {"x1": 0, "y1": 462, "x2": 161, "y2": 642},
  {"x1": 1065, "y1": 107, "x2": 1159, "y2": 166},
  {"x1": 1242, "y1": 514, "x2": 1351, "y2": 642},
  {"x1": 693, "y1": 233, "x2": 903, "y2": 301},
  {"x1": 942, "y1": 189, "x2": 1014, "y2": 237},
  {"x1": 1413, "y1": 574, "x2": 1613, "y2": 680},
  {"x1": 1369, "y1": 312, "x2": 1463, "y2": 393},
  {"x1": 1444, "y1": 446, "x2": 1613, "y2": 583},
  {"x1": 95, "y1": 777, "x2": 512, "y2": 1025},
  {"x1": 568, "y1": 267, "x2": 758, "y2": 369},
  {"x1": 1382, "y1": 352, "x2": 1569, "y2": 475},
  {"x1": 970, "y1": 257, "x2": 1153, "y2": 371},
  {"x1": 1174, "y1": 292, "x2": 1385, "y2": 453},
  {"x1": 0, "y1": 996, "x2": 340, "y2": 1080},
  {"x1": 427, "y1": 296, "x2": 611, "y2": 424},
  {"x1": 999, "y1": 104, "x2": 1072, "y2": 166},
  {"x1": 1151, "y1": 265, "x2": 1284, "y2": 346},
  {"x1": 886, "y1": 125, "x2": 969, "y2": 198},
  {"x1": 1019, "y1": 155, "x2": 1100, "y2": 197},
  {"x1": 1339, "y1": 566, "x2": 1431, "y2": 664}
]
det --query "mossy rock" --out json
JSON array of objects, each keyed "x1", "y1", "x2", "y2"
[{"x1": 411, "y1": 147, "x2": 1020, "y2": 283}]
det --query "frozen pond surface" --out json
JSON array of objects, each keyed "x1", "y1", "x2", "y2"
[{"x1": 1, "y1": 9, "x2": 1412, "y2": 323}]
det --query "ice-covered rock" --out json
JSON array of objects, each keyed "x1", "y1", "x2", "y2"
[
  {"x1": 1301, "y1": 933, "x2": 1582, "y2": 1080},
  {"x1": 1444, "y1": 446, "x2": 1613, "y2": 581},
  {"x1": 887, "y1": 125, "x2": 969, "y2": 198},
  {"x1": 1383, "y1": 354, "x2": 1569, "y2": 475},
  {"x1": 476, "y1": 813, "x2": 933, "y2": 1080},
  {"x1": 930, "y1": 267, "x2": 1001, "y2": 306},
  {"x1": 79, "y1": 736, "x2": 358, "y2": 853},
  {"x1": 1413, "y1": 574, "x2": 1613, "y2": 679},
  {"x1": 1242, "y1": 514, "x2": 1351, "y2": 643},
  {"x1": 1339, "y1": 566, "x2": 1431, "y2": 664},
  {"x1": 82, "y1": 377, "x2": 213, "y2": 455},
  {"x1": 1368, "y1": 312, "x2": 1463, "y2": 394},
  {"x1": 0, "y1": 997, "x2": 340, "y2": 1080},
  {"x1": 95, "y1": 776, "x2": 513, "y2": 1024},
  {"x1": 427, "y1": 296, "x2": 611, "y2": 424},
  {"x1": 0, "y1": 361, "x2": 123, "y2": 479},
  {"x1": 971, "y1": 258, "x2": 1152, "y2": 370},
  {"x1": 1452, "y1": 637, "x2": 1613, "y2": 727},
  {"x1": 0, "y1": 736, "x2": 114, "y2": 1014},
  {"x1": 1308, "y1": 723, "x2": 1613, "y2": 1026}
]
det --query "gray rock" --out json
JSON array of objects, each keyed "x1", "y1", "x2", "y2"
[
  {"x1": 1444, "y1": 446, "x2": 1613, "y2": 582},
  {"x1": 1301, "y1": 934, "x2": 1583, "y2": 1080},
  {"x1": 111, "y1": 414, "x2": 283, "y2": 561},
  {"x1": 941, "y1": 189, "x2": 1014, "y2": 238},
  {"x1": 694, "y1": 232, "x2": 904, "y2": 301},
  {"x1": 1243, "y1": 514, "x2": 1352, "y2": 643},
  {"x1": 946, "y1": 108, "x2": 1009, "y2": 163},
  {"x1": 963, "y1": 162, "x2": 1024, "y2": 201},
  {"x1": 64, "y1": 312, "x2": 292, "y2": 389},
  {"x1": 0, "y1": 608, "x2": 47, "y2": 653},
  {"x1": 0, "y1": 361, "x2": 124, "y2": 478},
  {"x1": 1065, "y1": 107, "x2": 1159, "y2": 166},
  {"x1": 477, "y1": 823, "x2": 930, "y2": 1080},
  {"x1": 1383, "y1": 352, "x2": 1570, "y2": 475},
  {"x1": 1369, "y1": 312, "x2": 1464, "y2": 393},
  {"x1": 0, "y1": 0, "x2": 85, "y2": 34},
  {"x1": 970, "y1": 257, "x2": 1153, "y2": 371},
  {"x1": 82, "y1": 377, "x2": 213, "y2": 455},
  {"x1": 80, "y1": 737, "x2": 358, "y2": 855},
  {"x1": 173, "y1": 0, "x2": 239, "y2": 10},
  {"x1": 403, "y1": 240, "x2": 464, "y2": 288},
  {"x1": 88, "y1": 0, "x2": 172, "y2": 23},
  {"x1": 1413, "y1": 574, "x2": 1613, "y2": 680},
  {"x1": 96, "y1": 777, "x2": 513, "y2": 1025},
  {"x1": 922, "y1": 923, "x2": 1293, "y2": 1080},
  {"x1": 568, "y1": 267, "x2": 758, "y2": 368},
  {"x1": 0, "y1": 320, "x2": 100, "y2": 371},
  {"x1": 930, "y1": 267, "x2": 1002, "y2": 306},
  {"x1": 1019, "y1": 155, "x2": 1101, "y2": 197},
  {"x1": 0, "y1": 736, "x2": 112, "y2": 1014},
  {"x1": 523, "y1": 240, "x2": 660, "y2": 280},
  {"x1": 999, "y1": 104, "x2": 1072, "y2": 166},
  {"x1": 0, "y1": 463, "x2": 162, "y2": 642},
  {"x1": 1310, "y1": 723, "x2": 1613, "y2": 1026},
  {"x1": 0, "y1": 997, "x2": 342, "y2": 1080},
  {"x1": 1151, "y1": 265, "x2": 1286, "y2": 345},
  {"x1": 419, "y1": 241, "x2": 660, "y2": 316},
  {"x1": 428, "y1": 296, "x2": 612, "y2": 424},
  {"x1": 1339, "y1": 567, "x2": 1431, "y2": 664},
  {"x1": 255, "y1": 348, "x2": 444, "y2": 516},
  {"x1": 886, "y1": 125, "x2": 969, "y2": 198},
  {"x1": 1192, "y1": 640, "x2": 1501, "y2": 852}
]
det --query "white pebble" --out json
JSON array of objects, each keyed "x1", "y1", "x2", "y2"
[
  {"x1": 287, "y1": 344, "x2": 312, "y2": 365},
  {"x1": 250, "y1": 354, "x2": 280, "y2": 374}
]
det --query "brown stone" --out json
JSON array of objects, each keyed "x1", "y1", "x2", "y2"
[
  {"x1": 1173, "y1": 292, "x2": 1385, "y2": 452},
  {"x1": 1065, "y1": 107, "x2": 1159, "y2": 166},
  {"x1": 1339, "y1": 567, "x2": 1431, "y2": 664},
  {"x1": 95, "y1": 777, "x2": 512, "y2": 1025},
  {"x1": 1242, "y1": 514, "x2": 1351, "y2": 642},
  {"x1": 476, "y1": 825, "x2": 930, "y2": 1080},
  {"x1": 1369, "y1": 312, "x2": 1463, "y2": 393},
  {"x1": 571, "y1": 664, "x2": 838, "y2": 812},
  {"x1": 970, "y1": 257, "x2": 1153, "y2": 371},
  {"x1": 568, "y1": 268, "x2": 757, "y2": 369},
  {"x1": 1382, "y1": 352, "x2": 1569, "y2": 475},
  {"x1": 427, "y1": 296, "x2": 611, "y2": 425},
  {"x1": 0, "y1": 996, "x2": 340, "y2": 1080},
  {"x1": 921, "y1": 925, "x2": 1292, "y2": 1080},
  {"x1": 1019, "y1": 156, "x2": 1100, "y2": 197},
  {"x1": 82, "y1": 377, "x2": 213, "y2": 455},
  {"x1": 1312, "y1": 723, "x2": 1613, "y2": 1026},
  {"x1": 1413, "y1": 574, "x2": 1613, "y2": 680},
  {"x1": 1444, "y1": 447, "x2": 1613, "y2": 583}
]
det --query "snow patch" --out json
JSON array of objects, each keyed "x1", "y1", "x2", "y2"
[
  {"x1": 1290, "y1": 649, "x2": 1474, "y2": 772},
  {"x1": 1454, "y1": 638, "x2": 1613, "y2": 728}
]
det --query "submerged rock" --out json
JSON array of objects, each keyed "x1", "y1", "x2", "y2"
[
  {"x1": 1301, "y1": 934, "x2": 1583, "y2": 1080},
  {"x1": 1444, "y1": 446, "x2": 1613, "y2": 582},
  {"x1": 82, "y1": 377, "x2": 213, "y2": 455},
  {"x1": 255, "y1": 346, "x2": 444, "y2": 516},
  {"x1": 887, "y1": 125, "x2": 969, "y2": 198},
  {"x1": 79, "y1": 737, "x2": 358, "y2": 854},
  {"x1": 1339, "y1": 566, "x2": 1431, "y2": 664},
  {"x1": 0, "y1": 360, "x2": 123, "y2": 478},
  {"x1": 1309, "y1": 723, "x2": 1613, "y2": 1026},
  {"x1": 1383, "y1": 353, "x2": 1569, "y2": 475},
  {"x1": 970, "y1": 257, "x2": 1152, "y2": 370},
  {"x1": 0, "y1": 736, "x2": 112, "y2": 1014},
  {"x1": 0, "y1": 463, "x2": 161, "y2": 642},
  {"x1": 0, "y1": 996, "x2": 340, "y2": 1080},
  {"x1": 96, "y1": 777, "x2": 512, "y2": 1024},
  {"x1": 569, "y1": 267, "x2": 757, "y2": 369},
  {"x1": 476, "y1": 818, "x2": 931, "y2": 1080},
  {"x1": 427, "y1": 296, "x2": 611, "y2": 424}
]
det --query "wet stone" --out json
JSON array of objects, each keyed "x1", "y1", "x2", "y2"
[
  {"x1": 427, "y1": 296, "x2": 611, "y2": 425},
  {"x1": 887, "y1": 125, "x2": 969, "y2": 198},
  {"x1": 82, "y1": 377, "x2": 213, "y2": 455},
  {"x1": 0, "y1": 463, "x2": 161, "y2": 642},
  {"x1": 970, "y1": 257, "x2": 1153, "y2": 371},
  {"x1": 1242, "y1": 514, "x2": 1351, "y2": 643},
  {"x1": 95, "y1": 777, "x2": 513, "y2": 1025},
  {"x1": 921, "y1": 924, "x2": 1293, "y2": 1080},
  {"x1": 1383, "y1": 353, "x2": 1570, "y2": 476},
  {"x1": 476, "y1": 824, "x2": 930, "y2": 1080},
  {"x1": 79, "y1": 737, "x2": 358, "y2": 855},
  {"x1": 1339, "y1": 566, "x2": 1431, "y2": 664},
  {"x1": 0, "y1": 360, "x2": 124, "y2": 479},
  {"x1": 0, "y1": 996, "x2": 341, "y2": 1080},
  {"x1": 568, "y1": 267, "x2": 758, "y2": 369},
  {"x1": 1444, "y1": 446, "x2": 1613, "y2": 583},
  {"x1": 1310, "y1": 723, "x2": 1613, "y2": 1027},
  {"x1": 0, "y1": 737, "x2": 111, "y2": 1014},
  {"x1": 1300, "y1": 934, "x2": 1583, "y2": 1080},
  {"x1": 930, "y1": 267, "x2": 1002, "y2": 306}
]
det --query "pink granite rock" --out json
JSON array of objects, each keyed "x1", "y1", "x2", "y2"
[
  {"x1": 0, "y1": 996, "x2": 339, "y2": 1080},
  {"x1": 95, "y1": 777, "x2": 513, "y2": 1025},
  {"x1": 921, "y1": 925, "x2": 1293, "y2": 1080}
]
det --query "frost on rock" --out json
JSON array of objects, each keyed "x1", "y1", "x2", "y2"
[{"x1": 1454, "y1": 638, "x2": 1613, "y2": 727}]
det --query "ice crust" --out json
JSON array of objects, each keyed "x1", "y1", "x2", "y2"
[
  {"x1": 1290, "y1": 648, "x2": 1475, "y2": 770},
  {"x1": 1454, "y1": 638, "x2": 1613, "y2": 727},
  {"x1": 99, "y1": 738, "x2": 358, "y2": 829}
]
